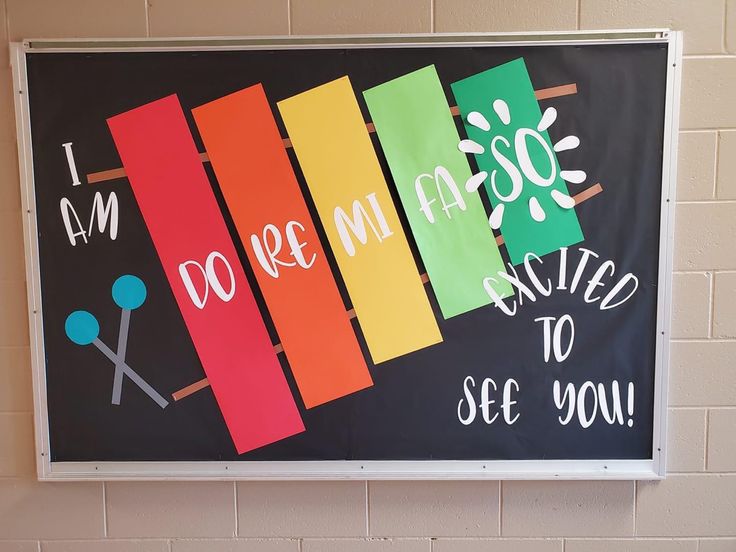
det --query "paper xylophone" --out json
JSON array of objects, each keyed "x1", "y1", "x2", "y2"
[{"x1": 93, "y1": 59, "x2": 603, "y2": 454}]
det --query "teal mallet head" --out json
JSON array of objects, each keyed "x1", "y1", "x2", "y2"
[
  {"x1": 112, "y1": 274, "x2": 147, "y2": 310},
  {"x1": 65, "y1": 310, "x2": 100, "y2": 345}
]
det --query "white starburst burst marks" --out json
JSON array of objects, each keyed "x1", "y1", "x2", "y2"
[{"x1": 459, "y1": 99, "x2": 585, "y2": 230}]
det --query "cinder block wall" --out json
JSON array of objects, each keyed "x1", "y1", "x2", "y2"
[{"x1": 1, "y1": 1, "x2": 734, "y2": 551}]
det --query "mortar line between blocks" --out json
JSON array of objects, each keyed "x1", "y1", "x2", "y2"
[
  {"x1": 632, "y1": 480, "x2": 637, "y2": 536},
  {"x1": 713, "y1": 130, "x2": 720, "y2": 199},
  {"x1": 670, "y1": 405, "x2": 736, "y2": 411},
  {"x1": 430, "y1": 0, "x2": 435, "y2": 33},
  {"x1": 572, "y1": 539, "x2": 673, "y2": 543},
  {"x1": 365, "y1": 480, "x2": 371, "y2": 536},
  {"x1": 704, "y1": 408, "x2": 711, "y2": 470},
  {"x1": 498, "y1": 480, "x2": 503, "y2": 536},
  {"x1": 671, "y1": 338, "x2": 736, "y2": 342},
  {"x1": 676, "y1": 199, "x2": 736, "y2": 204},
  {"x1": 673, "y1": 270, "x2": 718, "y2": 275},
  {"x1": 708, "y1": 271, "x2": 716, "y2": 338},
  {"x1": 669, "y1": 471, "x2": 736, "y2": 475},
  {"x1": 683, "y1": 54, "x2": 736, "y2": 59},
  {"x1": 3, "y1": 0, "x2": 9, "y2": 66},
  {"x1": 681, "y1": 127, "x2": 736, "y2": 132},
  {"x1": 102, "y1": 481, "x2": 108, "y2": 537},
  {"x1": 143, "y1": 0, "x2": 150, "y2": 38},
  {"x1": 234, "y1": 481, "x2": 239, "y2": 537},
  {"x1": 287, "y1": 0, "x2": 293, "y2": 36},
  {"x1": 576, "y1": 0, "x2": 581, "y2": 30},
  {"x1": 723, "y1": 0, "x2": 728, "y2": 53}
]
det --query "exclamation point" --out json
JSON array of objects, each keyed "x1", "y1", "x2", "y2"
[{"x1": 627, "y1": 382, "x2": 634, "y2": 427}]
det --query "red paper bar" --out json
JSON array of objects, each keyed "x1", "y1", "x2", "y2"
[
  {"x1": 192, "y1": 84, "x2": 373, "y2": 408},
  {"x1": 107, "y1": 95, "x2": 304, "y2": 454}
]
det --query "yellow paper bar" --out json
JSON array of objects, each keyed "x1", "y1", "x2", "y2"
[{"x1": 278, "y1": 76, "x2": 442, "y2": 364}]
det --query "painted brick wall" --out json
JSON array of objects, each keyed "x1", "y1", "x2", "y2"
[{"x1": 0, "y1": 0, "x2": 734, "y2": 550}]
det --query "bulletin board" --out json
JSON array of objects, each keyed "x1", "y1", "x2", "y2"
[{"x1": 11, "y1": 30, "x2": 682, "y2": 480}]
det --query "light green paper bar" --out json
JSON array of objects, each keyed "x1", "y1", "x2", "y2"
[
  {"x1": 451, "y1": 58, "x2": 584, "y2": 266},
  {"x1": 364, "y1": 65, "x2": 511, "y2": 319}
]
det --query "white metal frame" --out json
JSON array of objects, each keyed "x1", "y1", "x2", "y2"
[{"x1": 10, "y1": 30, "x2": 682, "y2": 481}]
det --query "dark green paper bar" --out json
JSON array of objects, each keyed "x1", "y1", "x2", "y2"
[
  {"x1": 451, "y1": 58, "x2": 584, "y2": 265},
  {"x1": 364, "y1": 65, "x2": 511, "y2": 319}
]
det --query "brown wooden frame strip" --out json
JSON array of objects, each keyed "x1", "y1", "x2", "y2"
[{"x1": 86, "y1": 83, "x2": 577, "y2": 185}]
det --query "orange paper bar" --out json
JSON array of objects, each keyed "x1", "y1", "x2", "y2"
[{"x1": 192, "y1": 84, "x2": 373, "y2": 408}]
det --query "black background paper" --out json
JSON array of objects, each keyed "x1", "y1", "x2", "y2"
[{"x1": 25, "y1": 42, "x2": 667, "y2": 462}]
